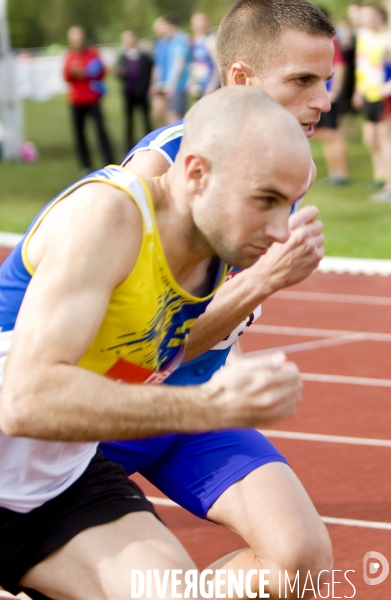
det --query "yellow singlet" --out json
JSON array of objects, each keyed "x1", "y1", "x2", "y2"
[
  {"x1": 22, "y1": 166, "x2": 229, "y2": 384},
  {"x1": 356, "y1": 29, "x2": 387, "y2": 102}
]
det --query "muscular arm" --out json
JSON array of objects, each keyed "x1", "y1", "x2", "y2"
[
  {"x1": 0, "y1": 183, "x2": 302, "y2": 440},
  {"x1": 1, "y1": 185, "x2": 210, "y2": 441}
]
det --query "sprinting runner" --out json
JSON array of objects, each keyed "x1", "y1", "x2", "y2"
[
  {"x1": 101, "y1": 3, "x2": 334, "y2": 597},
  {"x1": 1, "y1": 88, "x2": 317, "y2": 600}
]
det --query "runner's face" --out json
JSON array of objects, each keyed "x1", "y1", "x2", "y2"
[
  {"x1": 251, "y1": 30, "x2": 334, "y2": 139},
  {"x1": 190, "y1": 121, "x2": 311, "y2": 269}
]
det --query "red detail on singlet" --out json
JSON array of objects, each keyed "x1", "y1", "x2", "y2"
[{"x1": 105, "y1": 358, "x2": 174, "y2": 385}]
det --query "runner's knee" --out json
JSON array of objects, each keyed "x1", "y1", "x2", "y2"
[{"x1": 252, "y1": 520, "x2": 332, "y2": 595}]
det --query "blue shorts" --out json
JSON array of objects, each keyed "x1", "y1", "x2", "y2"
[{"x1": 100, "y1": 430, "x2": 288, "y2": 519}]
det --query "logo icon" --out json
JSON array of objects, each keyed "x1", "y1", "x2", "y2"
[{"x1": 363, "y1": 551, "x2": 389, "y2": 585}]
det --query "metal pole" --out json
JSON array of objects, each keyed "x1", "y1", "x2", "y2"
[
  {"x1": 0, "y1": 0, "x2": 10, "y2": 54},
  {"x1": 0, "y1": 0, "x2": 23, "y2": 160}
]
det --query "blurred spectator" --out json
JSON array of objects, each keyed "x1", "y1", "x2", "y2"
[
  {"x1": 347, "y1": 2, "x2": 364, "y2": 29},
  {"x1": 316, "y1": 34, "x2": 350, "y2": 185},
  {"x1": 353, "y1": 3, "x2": 391, "y2": 201},
  {"x1": 63, "y1": 26, "x2": 114, "y2": 174},
  {"x1": 188, "y1": 12, "x2": 220, "y2": 99},
  {"x1": 151, "y1": 17, "x2": 171, "y2": 127},
  {"x1": 337, "y1": 18, "x2": 357, "y2": 116},
  {"x1": 165, "y1": 14, "x2": 191, "y2": 123},
  {"x1": 115, "y1": 31, "x2": 153, "y2": 150}
]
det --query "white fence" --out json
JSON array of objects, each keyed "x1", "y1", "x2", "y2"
[
  {"x1": 0, "y1": 53, "x2": 23, "y2": 158},
  {"x1": 15, "y1": 45, "x2": 119, "y2": 102}
]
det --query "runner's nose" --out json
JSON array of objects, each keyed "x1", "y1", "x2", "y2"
[
  {"x1": 264, "y1": 215, "x2": 290, "y2": 244},
  {"x1": 311, "y1": 82, "x2": 331, "y2": 114}
]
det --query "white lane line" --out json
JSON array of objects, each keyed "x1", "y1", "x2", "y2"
[
  {"x1": 301, "y1": 372, "x2": 391, "y2": 388},
  {"x1": 260, "y1": 429, "x2": 391, "y2": 448},
  {"x1": 273, "y1": 290, "x2": 391, "y2": 306},
  {"x1": 245, "y1": 336, "x2": 359, "y2": 356},
  {"x1": 322, "y1": 516, "x2": 391, "y2": 531},
  {"x1": 147, "y1": 496, "x2": 179, "y2": 507},
  {"x1": 147, "y1": 497, "x2": 391, "y2": 531},
  {"x1": 319, "y1": 256, "x2": 391, "y2": 276},
  {"x1": 0, "y1": 233, "x2": 23, "y2": 248},
  {"x1": 249, "y1": 324, "x2": 391, "y2": 342}
]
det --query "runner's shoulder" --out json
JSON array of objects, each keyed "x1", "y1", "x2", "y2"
[{"x1": 122, "y1": 119, "x2": 185, "y2": 167}]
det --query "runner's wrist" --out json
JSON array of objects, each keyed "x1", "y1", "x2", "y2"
[
  {"x1": 238, "y1": 263, "x2": 276, "y2": 303},
  {"x1": 180, "y1": 384, "x2": 227, "y2": 431}
]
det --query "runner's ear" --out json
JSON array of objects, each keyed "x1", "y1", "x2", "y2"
[
  {"x1": 227, "y1": 62, "x2": 256, "y2": 86},
  {"x1": 183, "y1": 154, "x2": 209, "y2": 196}
]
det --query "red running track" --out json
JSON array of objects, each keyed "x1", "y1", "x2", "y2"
[
  {"x1": 136, "y1": 271, "x2": 391, "y2": 599},
  {"x1": 1, "y1": 244, "x2": 391, "y2": 599}
]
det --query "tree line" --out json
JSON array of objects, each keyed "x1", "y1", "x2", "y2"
[{"x1": 8, "y1": 0, "x2": 353, "y2": 49}]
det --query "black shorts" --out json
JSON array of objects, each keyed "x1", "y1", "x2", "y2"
[
  {"x1": 317, "y1": 102, "x2": 339, "y2": 129},
  {"x1": 0, "y1": 450, "x2": 158, "y2": 598},
  {"x1": 361, "y1": 99, "x2": 387, "y2": 123}
]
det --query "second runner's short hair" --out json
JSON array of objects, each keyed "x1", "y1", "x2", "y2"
[{"x1": 216, "y1": 0, "x2": 335, "y2": 85}]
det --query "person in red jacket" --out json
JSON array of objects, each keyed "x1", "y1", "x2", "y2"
[{"x1": 63, "y1": 26, "x2": 114, "y2": 173}]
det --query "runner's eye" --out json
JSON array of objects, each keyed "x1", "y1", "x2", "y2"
[{"x1": 256, "y1": 197, "x2": 277, "y2": 207}]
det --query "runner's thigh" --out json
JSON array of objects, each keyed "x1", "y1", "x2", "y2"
[{"x1": 21, "y1": 511, "x2": 197, "y2": 600}]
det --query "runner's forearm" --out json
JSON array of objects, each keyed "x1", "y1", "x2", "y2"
[
  {"x1": 183, "y1": 265, "x2": 274, "y2": 362},
  {"x1": 1, "y1": 353, "x2": 303, "y2": 441},
  {"x1": 0, "y1": 363, "x2": 218, "y2": 441},
  {"x1": 184, "y1": 206, "x2": 324, "y2": 362}
]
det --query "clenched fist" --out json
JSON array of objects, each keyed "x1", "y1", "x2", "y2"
[
  {"x1": 256, "y1": 205, "x2": 324, "y2": 295},
  {"x1": 203, "y1": 352, "x2": 302, "y2": 428}
]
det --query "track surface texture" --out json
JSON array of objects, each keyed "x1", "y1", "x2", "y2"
[{"x1": 1, "y1": 242, "x2": 390, "y2": 599}]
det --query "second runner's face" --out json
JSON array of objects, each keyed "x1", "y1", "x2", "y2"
[{"x1": 246, "y1": 30, "x2": 335, "y2": 139}]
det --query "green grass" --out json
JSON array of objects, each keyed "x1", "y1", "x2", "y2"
[
  {"x1": 1, "y1": 86, "x2": 391, "y2": 258},
  {"x1": 305, "y1": 131, "x2": 391, "y2": 259},
  {"x1": 0, "y1": 77, "x2": 143, "y2": 231}
]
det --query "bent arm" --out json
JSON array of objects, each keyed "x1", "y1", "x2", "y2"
[
  {"x1": 183, "y1": 205, "x2": 324, "y2": 362},
  {"x1": 0, "y1": 182, "x2": 304, "y2": 439},
  {"x1": 1, "y1": 184, "x2": 202, "y2": 441}
]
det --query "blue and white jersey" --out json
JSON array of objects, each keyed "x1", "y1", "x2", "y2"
[{"x1": 122, "y1": 120, "x2": 184, "y2": 167}]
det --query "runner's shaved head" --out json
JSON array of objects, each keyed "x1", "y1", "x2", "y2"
[
  {"x1": 179, "y1": 86, "x2": 309, "y2": 172},
  {"x1": 168, "y1": 86, "x2": 312, "y2": 269}
]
